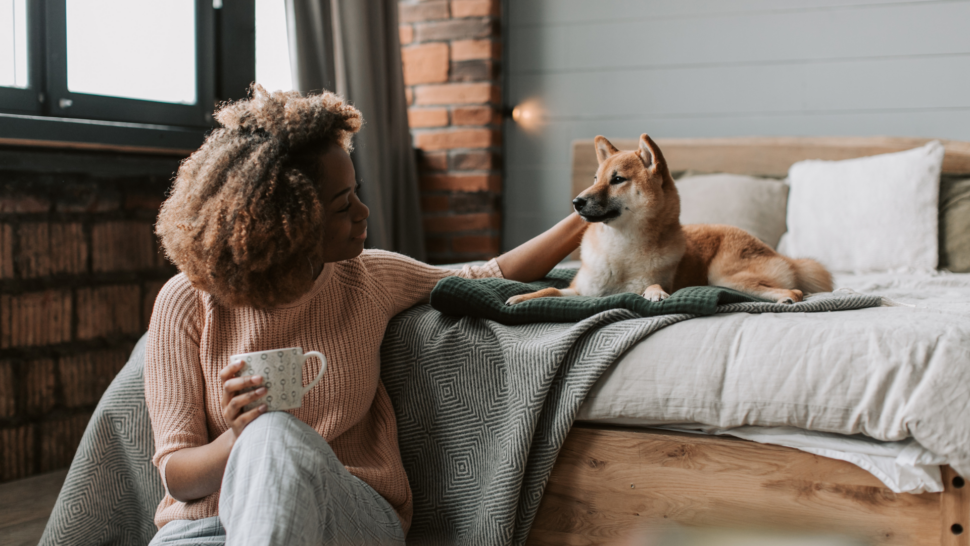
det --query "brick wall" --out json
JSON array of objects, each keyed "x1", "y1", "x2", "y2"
[
  {"x1": 399, "y1": 0, "x2": 503, "y2": 264},
  {"x1": 0, "y1": 148, "x2": 179, "y2": 483}
]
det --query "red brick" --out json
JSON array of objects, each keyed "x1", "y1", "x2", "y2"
[
  {"x1": 420, "y1": 195, "x2": 451, "y2": 213},
  {"x1": 92, "y1": 221, "x2": 156, "y2": 273},
  {"x1": 405, "y1": 87, "x2": 414, "y2": 105},
  {"x1": 59, "y1": 349, "x2": 128, "y2": 408},
  {"x1": 399, "y1": 1, "x2": 449, "y2": 23},
  {"x1": 39, "y1": 413, "x2": 91, "y2": 473},
  {"x1": 143, "y1": 280, "x2": 167, "y2": 330},
  {"x1": 1, "y1": 224, "x2": 13, "y2": 279},
  {"x1": 425, "y1": 237, "x2": 450, "y2": 254},
  {"x1": 0, "y1": 291, "x2": 72, "y2": 349},
  {"x1": 417, "y1": 150, "x2": 449, "y2": 172},
  {"x1": 0, "y1": 425, "x2": 35, "y2": 481},
  {"x1": 399, "y1": 24, "x2": 414, "y2": 45},
  {"x1": 451, "y1": 0, "x2": 499, "y2": 18},
  {"x1": 76, "y1": 285, "x2": 141, "y2": 340},
  {"x1": 23, "y1": 358, "x2": 56, "y2": 415},
  {"x1": 0, "y1": 361, "x2": 14, "y2": 418},
  {"x1": 452, "y1": 234, "x2": 501, "y2": 254},
  {"x1": 17, "y1": 222, "x2": 50, "y2": 278},
  {"x1": 17, "y1": 222, "x2": 87, "y2": 278},
  {"x1": 451, "y1": 39, "x2": 501, "y2": 61},
  {"x1": 56, "y1": 183, "x2": 120, "y2": 213},
  {"x1": 450, "y1": 191, "x2": 499, "y2": 212},
  {"x1": 452, "y1": 150, "x2": 499, "y2": 170},
  {"x1": 408, "y1": 108, "x2": 449, "y2": 128},
  {"x1": 452, "y1": 106, "x2": 498, "y2": 126},
  {"x1": 450, "y1": 59, "x2": 494, "y2": 82},
  {"x1": 420, "y1": 173, "x2": 502, "y2": 192},
  {"x1": 0, "y1": 193, "x2": 50, "y2": 213},
  {"x1": 414, "y1": 83, "x2": 499, "y2": 106},
  {"x1": 415, "y1": 128, "x2": 500, "y2": 151},
  {"x1": 50, "y1": 223, "x2": 87, "y2": 275},
  {"x1": 124, "y1": 192, "x2": 164, "y2": 211},
  {"x1": 423, "y1": 212, "x2": 500, "y2": 234},
  {"x1": 402, "y1": 43, "x2": 449, "y2": 85},
  {"x1": 415, "y1": 18, "x2": 493, "y2": 42}
]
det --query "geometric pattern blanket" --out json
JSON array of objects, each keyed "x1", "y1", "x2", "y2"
[
  {"x1": 40, "y1": 290, "x2": 881, "y2": 545},
  {"x1": 380, "y1": 293, "x2": 881, "y2": 545}
]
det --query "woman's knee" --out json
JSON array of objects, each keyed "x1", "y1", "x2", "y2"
[
  {"x1": 231, "y1": 412, "x2": 335, "y2": 464},
  {"x1": 237, "y1": 411, "x2": 305, "y2": 440}
]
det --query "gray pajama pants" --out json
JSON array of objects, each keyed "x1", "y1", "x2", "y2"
[{"x1": 149, "y1": 412, "x2": 406, "y2": 546}]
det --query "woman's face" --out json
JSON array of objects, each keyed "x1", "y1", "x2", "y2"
[{"x1": 318, "y1": 145, "x2": 369, "y2": 263}]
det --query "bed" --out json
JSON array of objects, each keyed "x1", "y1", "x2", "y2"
[
  {"x1": 39, "y1": 137, "x2": 969, "y2": 546},
  {"x1": 526, "y1": 137, "x2": 970, "y2": 546}
]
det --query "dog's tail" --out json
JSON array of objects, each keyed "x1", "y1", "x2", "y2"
[{"x1": 792, "y1": 258, "x2": 834, "y2": 294}]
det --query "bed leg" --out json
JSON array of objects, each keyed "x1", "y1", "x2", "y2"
[{"x1": 942, "y1": 466, "x2": 969, "y2": 546}]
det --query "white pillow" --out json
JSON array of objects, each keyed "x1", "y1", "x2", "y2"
[
  {"x1": 785, "y1": 141, "x2": 944, "y2": 273},
  {"x1": 676, "y1": 173, "x2": 789, "y2": 249}
]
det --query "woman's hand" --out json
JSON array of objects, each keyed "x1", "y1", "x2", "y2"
[{"x1": 219, "y1": 360, "x2": 268, "y2": 445}]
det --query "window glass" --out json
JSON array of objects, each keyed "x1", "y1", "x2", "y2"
[
  {"x1": 66, "y1": 0, "x2": 196, "y2": 104},
  {"x1": 255, "y1": 0, "x2": 293, "y2": 92},
  {"x1": 0, "y1": 0, "x2": 29, "y2": 88}
]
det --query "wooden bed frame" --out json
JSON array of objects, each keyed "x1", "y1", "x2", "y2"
[{"x1": 528, "y1": 137, "x2": 970, "y2": 545}]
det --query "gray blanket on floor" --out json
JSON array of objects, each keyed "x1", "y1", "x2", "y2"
[{"x1": 40, "y1": 293, "x2": 881, "y2": 546}]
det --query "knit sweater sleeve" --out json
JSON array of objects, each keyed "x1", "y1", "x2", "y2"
[
  {"x1": 144, "y1": 274, "x2": 208, "y2": 493},
  {"x1": 361, "y1": 249, "x2": 504, "y2": 316}
]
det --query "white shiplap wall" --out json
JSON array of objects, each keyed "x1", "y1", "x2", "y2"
[{"x1": 502, "y1": 0, "x2": 970, "y2": 248}]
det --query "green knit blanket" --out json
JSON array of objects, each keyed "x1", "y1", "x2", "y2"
[{"x1": 430, "y1": 268, "x2": 767, "y2": 324}]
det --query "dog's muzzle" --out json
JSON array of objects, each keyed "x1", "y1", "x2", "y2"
[{"x1": 573, "y1": 196, "x2": 621, "y2": 223}]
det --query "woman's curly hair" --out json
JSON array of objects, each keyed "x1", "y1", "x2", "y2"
[{"x1": 156, "y1": 84, "x2": 363, "y2": 309}]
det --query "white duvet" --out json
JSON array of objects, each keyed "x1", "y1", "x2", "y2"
[{"x1": 576, "y1": 271, "x2": 970, "y2": 492}]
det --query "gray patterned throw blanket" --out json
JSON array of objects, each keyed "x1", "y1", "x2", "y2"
[{"x1": 41, "y1": 283, "x2": 881, "y2": 546}]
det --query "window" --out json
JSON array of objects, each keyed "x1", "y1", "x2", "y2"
[
  {"x1": 0, "y1": 0, "x2": 29, "y2": 89},
  {"x1": 255, "y1": 0, "x2": 292, "y2": 93},
  {"x1": 0, "y1": 0, "x2": 257, "y2": 152}
]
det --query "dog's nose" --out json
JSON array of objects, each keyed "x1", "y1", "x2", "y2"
[{"x1": 572, "y1": 196, "x2": 587, "y2": 211}]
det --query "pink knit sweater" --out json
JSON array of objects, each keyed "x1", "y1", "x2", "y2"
[{"x1": 144, "y1": 249, "x2": 503, "y2": 531}]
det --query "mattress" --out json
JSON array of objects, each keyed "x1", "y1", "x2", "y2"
[{"x1": 575, "y1": 270, "x2": 970, "y2": 493}]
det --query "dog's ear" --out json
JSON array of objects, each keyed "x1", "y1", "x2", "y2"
[
  {"x1": 594, "y1": 136, "x2": 620, "y2": 164},
  {"x1": 638, "y1": 134, "x2": 666, "y2": 171}
]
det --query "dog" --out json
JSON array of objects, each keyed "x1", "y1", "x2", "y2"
[{"x1": 507, "y1": 134, "x2": 833, "y2": 306}]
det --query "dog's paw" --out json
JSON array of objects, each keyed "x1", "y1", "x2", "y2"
[
  {"x1": 776, "y1": 290, "x2": 803, "y2": 304},
  {"x1": 505, "y1": 295, "x2": 528, "y2": 306},
  {"x1": 642, "y1": 287, "x2": 670, "y2": 302}
]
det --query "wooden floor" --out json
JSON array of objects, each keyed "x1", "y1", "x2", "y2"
[{"x1": 0, "y1": 470, "x2": 67, "y2": 546}]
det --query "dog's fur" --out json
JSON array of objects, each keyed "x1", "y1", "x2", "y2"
[{"x1": 507, "y1": 134, "x2": 833, "y2": 306}]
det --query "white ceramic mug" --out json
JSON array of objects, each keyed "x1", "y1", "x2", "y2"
[{"x1": 232, "y1": 347, "x2": 327, "y2": 412}]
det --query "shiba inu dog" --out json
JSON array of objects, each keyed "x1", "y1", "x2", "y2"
[{"x1": 507, "y1": 134, "x2": 833, "y2": 305}]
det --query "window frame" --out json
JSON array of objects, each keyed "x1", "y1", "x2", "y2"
[
  {"x1": 0, "y1": 0, "x2": 45, "y2": 115},
  {"x1": 45, "y1": 0, "x2": 215, "y2": 127},
  {"x1": 0, "y1": 0, "x2": 255, "y2": 153}
]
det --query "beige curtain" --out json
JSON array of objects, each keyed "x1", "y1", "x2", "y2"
[{"x1": 285, "y1": 0, "x2": 426, "y2": 259}]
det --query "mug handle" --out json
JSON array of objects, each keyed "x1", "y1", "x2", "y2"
[{"x1": 301, "y1": 351, "x2": 328, "y2": 395}]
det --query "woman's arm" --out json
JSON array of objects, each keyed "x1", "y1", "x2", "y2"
[
  {"x1": 145, "y1": 277, "x2": 268, "y2": 503},
  {"x1": 164, "y1": 431, "x2": 234, "y2": 502},
  {"x1": 165, "y1": 360, "x2": 267, "y2": 502},
  {"x1": 495, "y1": 212, "x2": 586, "y2": 282},
  {"x1": 361, "y1": 212, "x2": 586, "y2": 315}
]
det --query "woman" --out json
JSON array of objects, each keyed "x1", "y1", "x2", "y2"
[{"x1": 145, "y1": 85, "x2": 585, "y2": 545}]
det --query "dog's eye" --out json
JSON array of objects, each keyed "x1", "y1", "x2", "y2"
[{"x1": 610, "y1": 176, "x2": 626, "y2": 185}]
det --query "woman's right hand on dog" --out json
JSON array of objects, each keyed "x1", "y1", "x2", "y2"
[{"x1": 219, "y1": 360, "x2": 268, "y2": 445}]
